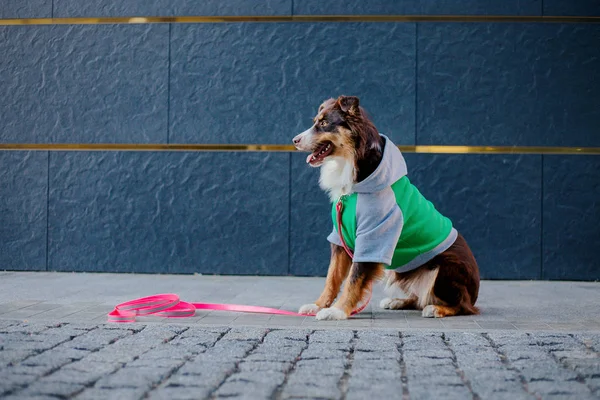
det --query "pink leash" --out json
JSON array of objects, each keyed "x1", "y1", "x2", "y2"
[
  {"x1": 107, "y1": 292, "x2": 370, "y2": 323},
  {"x1": 108, "y1": 198, "x2": 364, "y2": 323}
]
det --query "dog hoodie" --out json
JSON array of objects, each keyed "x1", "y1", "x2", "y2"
[{"x1": 327, "y1": 135, "x2": 458, "y2": 272}]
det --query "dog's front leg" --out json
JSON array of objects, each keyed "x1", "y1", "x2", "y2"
[
  {"x1": 298, "y1": 244, "x2": 352, "y2": 315},
  {"x1": 316, "y1": 262, "x2": 384, "y2": 320}
]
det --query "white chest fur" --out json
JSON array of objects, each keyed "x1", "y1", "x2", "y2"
[{"x1": 319, "y1": 157, "x2": 355, "y2": 202}]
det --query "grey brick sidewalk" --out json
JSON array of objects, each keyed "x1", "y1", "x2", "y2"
[
  {"x1": 1, "y1": 321, "x2": 599, "y2": 400},
  {"x1": 1, "y1": 272, "x2": 599, "y2": 331}
]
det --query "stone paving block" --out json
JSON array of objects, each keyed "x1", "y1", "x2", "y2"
[
  {"x1": 353, "y1": 349, "x2": 400, "y2": 361},
  {"x1": 346, "y1": 383, "x2": 404, "y2": 400},
  {"x1": 166, "y1": 336, "x2": 210, "y2": 351},
  {"x1": 567, "y1": 359, "x2": 600, "y2": 378},
  {"x1": 552, "y1": 350, "x2": 599, "y2": 361},
  {"x1": 576, "y1": 334, "x2": 600, "y2": 352},
  {"x1": 128, "y1": 356, "x2": 187, "y2": 369},
  {"x1": 354, "y1": 340, "x2": 398, "y2": 353},
  {"x1": 20, "y1": 381, "x2": 85, "y2": 397},
  {"x1": 462, "y1": 367, "x2": 520, "y2": 383},
  {"x1": 516, "y1": 364, "x2": 580, "y2": 382},
  {"x1": 41, "y1": 367, "x2": 113, "y2": 386},
  {"x1": 216, "y1": 371, "x2": 285, "y2": 398},
  {"x1": 469, "y1": 378, "x2": 524, "y2": 396},
  {"x1": 309, "y1": 330, "x2": 354, "y2": 343},
  {"x1": 0, "y1": 350, "x2": 37, "y2": 366},
  {"x1": 2, "y1": 395, "x2": 60, "y2": 400},
  {"x1": 94, "y1": 366, "x2": 173, "y2": 389},
  {"x1": 221, "y1": 328, "x2": 268, "y2": 342},
  {"x1": 199, "y1": 342, "x2": 257, "y2": 360},
  {"x1": 280, "y1": 382, "x2": 341, "y2": 399},
  {"x1": 408, "y1": 384, "x2": 472, "y2": 400},
  {"x1": 444, "y1": 332, "x2": 492, "y2": 346},
  {"x1": 0, "y1": 322, "x2": 56, "y2": 334},
  {"x1": 299, "y1": 348, "x2": 348, "y2": 360},
  {"x1": 78, "y1": 347, "x2": 143, "y2": 363},
  {"x1": 0, "y1": 365, "x2": 52, "y2": 376},
  {"x1": 175, "y1": 361, "x2": 237, "y2": 381},
  {"x1": 295, "y1": 358, "x2": 347, "y2": 371},
  {"x1": 74, "y1": 387, "x2": 148, "y2": 400},
  {"x1": 62, "y1": 360, "x2": 121, "y2": 375},
  {"x1": 0, "y1": 371, "x2": 38, "y2": 394},
  {"x1": 469, "y1": 389, "x2": 535, "y2": 400},
  {"x1": 146, "y1": 386, "x2": 212, "y2": 400},
  {"x1": 22, "y1": 348, "x2": 90, "y2": 367},
  {"x1": 1, "y1": 338, "x2": 63, "y2": 352},
  {"x1": 163, "y1": 372, "x2": 223, "y2": 389},
  {"x1": 263, "y1": 329, "x2": 310, "y2": 343},
  {"x1": 239, "y1": 360, "x2": 292, "y2": 372},
  {"x1": 527, "y1": 380, "x2": 592, "y2": 396},
  {"x1": 215, "y1": 382, "x2": 275, "y2": 399},
  {"x1": 588, "y1": 377, "x2": 600, "y2": 393},
  {"x1": 245, "y1": 350, "x2": 304, "y2": 363}
]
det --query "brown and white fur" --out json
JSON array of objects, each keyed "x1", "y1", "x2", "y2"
[{"x1": 292, "y1": 95, "x2": 480, "y2": 320}]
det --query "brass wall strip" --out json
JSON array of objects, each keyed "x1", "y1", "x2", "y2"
[
  {"x1": 1, "y1": 143, "x2": 599, "y2": 155},
  {"x1": 1, "y1": 15, "x2": 599, "y2": 25}
]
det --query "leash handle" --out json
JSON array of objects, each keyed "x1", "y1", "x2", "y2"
[{"x1": 336, "y1": 199, "x2": 354, "y2": 259}]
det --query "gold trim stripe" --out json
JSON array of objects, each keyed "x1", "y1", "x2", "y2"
[
  {"x1": 1, "y1": 143, "x2": 599, "y2": 155},
  {"x1": 1, "y1": 15, "x2": 600, "y2": 25}
]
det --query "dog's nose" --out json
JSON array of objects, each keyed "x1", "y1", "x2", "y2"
[{"x1": 292, "y1": 136, "x2": 301, "y2": 145}]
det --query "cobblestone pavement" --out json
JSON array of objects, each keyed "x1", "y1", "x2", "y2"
[{"x1": 1, "y1": 321, "x2": 599, "y2": 400}]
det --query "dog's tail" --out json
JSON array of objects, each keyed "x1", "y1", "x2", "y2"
[{"x1": 461, "y1": 302, "x2": 480, "y2": 315}]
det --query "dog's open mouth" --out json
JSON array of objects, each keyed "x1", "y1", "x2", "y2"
[{"x1": 306, "y1": 141, "x2": 333, "y2": 165}]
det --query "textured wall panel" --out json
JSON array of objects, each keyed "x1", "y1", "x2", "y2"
[
  {"x1": 290, "y1": 153, "x2": 333, "y2": 277},
  {"x1": 0, "y1": 151, "x2": 48, "y2": 271},
  {"x1": 294, "y1": 0, "x2": 541, "y2": 16},
  {"x1": 0, "y1": 0, "x2": 52, "y2": 18},
  {"x1": 543, "y1": 156, "x2": 600, "y2": 280},
  {"x1": 418, "y1": 23, "x2": 600, "y2": 146},
  {"x1": 0, "y1": 25, "x2": 168, "y2": 144},
  {"x1": 53, "y1": 0, "x2": 291, "y2": 18},
  {"x1": 170, "y1": 23, "x2": 415, "y2": 145},
  {"x1": 544, "y1": 0, "x2": 600, "y2": 16},
  {"x1": 404, "y1": 153, "x2": 542, "y2": 279},
  {"x1": 48, "y1": 152, "x2": 289, "y2": 274}
]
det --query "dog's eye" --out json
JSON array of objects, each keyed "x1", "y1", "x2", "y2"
[{"x1": 320, "y1": 120, "x2": 329, "y2": 127}]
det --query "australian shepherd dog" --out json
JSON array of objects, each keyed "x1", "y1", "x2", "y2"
[{"x1": 293, "y1": 95, "x2": 480, "y2": 320}]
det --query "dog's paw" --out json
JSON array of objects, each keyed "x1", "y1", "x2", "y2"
[
  {"x1": 298, "y1": 303, "x2": 321, "y2": 315},
  {"x1": 380, "y1": 297, "x2": 410, "y2": 310},
  {"x1": 316, "y1": 307, "x2": 347, "y2": 321},
  {"x1": 422, "y1": 305, "x2": 439, "y2": 318},
  {"x1": 380, "y1": 297, "x2": 394, "y2": 309}
]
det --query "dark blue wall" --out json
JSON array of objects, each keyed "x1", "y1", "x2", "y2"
[{"x1": 1, "y1": 2, "x2": 599, "y2": 280}]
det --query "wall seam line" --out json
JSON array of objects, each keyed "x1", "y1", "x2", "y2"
[
  {"x1": 414, "y1": 22, "x2": 418, "y2": 146},
  {"x1": 45, "y1": 151, "x2": 50, "y2": 271},
  {"x1": 166, "y1": 23, "x2": 172, "y2": 145},
  {"x1": 287, "y1": 153, "x2": 292, "y2": 275},
  {"x1": 51, "y1": 0, "x2": 54, "y2": 18},
  {"x1": 540, "y1": 154, "x2": 544, "y2": 279}
]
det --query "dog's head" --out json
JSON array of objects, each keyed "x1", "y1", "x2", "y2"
[{"x1": 292, "y1": 95, "x2": 364, "y2": 167}]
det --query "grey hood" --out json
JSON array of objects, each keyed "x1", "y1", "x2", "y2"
[{"x1": 352, "y1": 135, "x2": 408, "y2": 194}]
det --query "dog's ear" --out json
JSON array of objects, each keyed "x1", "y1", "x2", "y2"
[{"x1": 337, "y1": 96, "x2": 360, "y2": 115}]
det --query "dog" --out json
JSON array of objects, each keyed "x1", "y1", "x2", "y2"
[{"x1": 292, "y1": 95, "x2": 480, "y2": 320}]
